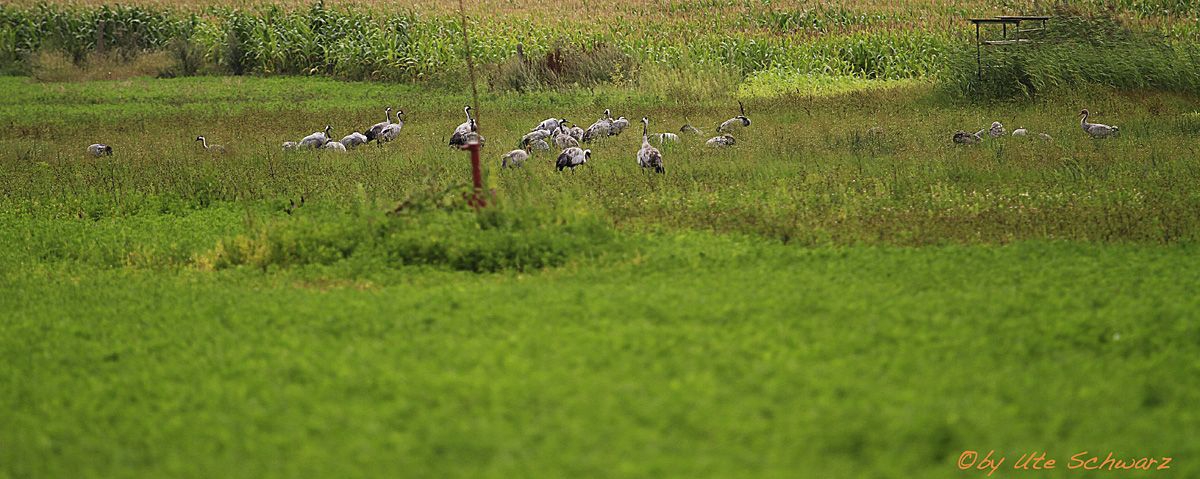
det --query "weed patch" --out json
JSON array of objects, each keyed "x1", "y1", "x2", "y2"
[{"x1": 203, "y1": 203, "x2": 617, "y2": 273}]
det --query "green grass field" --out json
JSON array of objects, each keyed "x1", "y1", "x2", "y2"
[
  {"x1": 2, "y1": 73, "x2": 1199, "y2": 477},
  {"x1": 5, "y1": 240, "x2": 1198, "y2": 478}
]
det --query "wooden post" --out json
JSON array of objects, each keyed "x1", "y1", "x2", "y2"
[
  {"x1": 95, "y1": 19, "x2": 106, "y2": 55},
  {"x1": 466, "y1": 142, "x2": 486, "y2": 209},
  {"x1": 976, "y1": 22, "x2": 981, "y2": 80}
]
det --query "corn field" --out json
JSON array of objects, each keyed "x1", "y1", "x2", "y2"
[{"x1": 0, "y1": 1, "x2": 1197, "y2": 86}]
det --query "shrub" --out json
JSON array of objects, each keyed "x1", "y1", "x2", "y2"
[
  {"x1": 202, "y1": 199, "x2": 616, "y2": 273},
  {"x1": 161, "y1": 36, "x2": 205, "y2": 77},
  {"x1": 489, "y1": 42, "x2": 634, "y2": 92}
]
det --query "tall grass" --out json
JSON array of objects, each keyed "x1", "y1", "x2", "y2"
[
  {"x1": 941, "y1": 7, "x2": 1200, "y2": 100},
  {"x1": 2, "y1": 76, "x2": 1199, "y2": 247},
  {"x1": 489, "y1": 43, "x2": 634, "y2": 92}
]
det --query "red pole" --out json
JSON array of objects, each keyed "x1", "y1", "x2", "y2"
[
  {"x1": 457, "y1": 0, "x2": 484, "y2": 209},
  {"x1": 467, "y1": 141, "x2": 486, "y2": 208}
]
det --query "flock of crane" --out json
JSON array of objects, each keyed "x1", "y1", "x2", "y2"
[
  {"x1": 953, "y1": 109, "x2": 1119, "y2": 144},
  {"x1": 493, "y1": 103, "x2": 750, "y2": 173},
  {"x1": 278, "y1": 106, "x2": 406, "y2": 152},
  {"x1": 84, "y1": 106, "x2": 1120, "y2": 172}
]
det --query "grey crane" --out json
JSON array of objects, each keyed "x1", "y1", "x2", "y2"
[
  {"x1": 989, "y1": 121, "x2": 1006, "y2": 138},
  {"x1": 952, "y1": 129, "x2": 984, "y2": 145},
  {"x1": 1013, "y1": 128, "x2": 1053, "y2": 141},
  {"x1": 450, "y1": 106, "x2": 484, "y2": 148},
  {"x1": 554, "y1": 126, "x2": 580, "y2": 149},
  {"x1": 86, "y1": 143, "x2": 113, "y2": 157},
  {"x1": 195, "y1": 136, "x2": 226, "y2": 154},
  {"x1": 521, "y1": 128, "x2": 552, "y2": 146},
  {"x1": 637, "y1": 117, "x2": 665, "y2": 174},
  {"x1": 321, "y1": 140, "x2": 348, "y2": 152},
  {"x1": 582, "y1": 109, "x2": 613, "y2": 143},
  {"x1": 568, "y1": 124, "x2": 584, "y2": 142},
  {"x1": 717, "y1": 102, "x2": 751, "y2": 134},
  {"x1": 300, "y1": 126, "x2": 332, "y2": 149},
  {"x1": 652, "y1": 132, "x2": 680, "y2": 145},
  {"x1": 706, "y1": 134, "x2": 736, "y2": 147},
  {"x1": 365, "y1": 107, "x2": 393, "y2": 141},
  {"x1": 501, "y1": 140, "x2": 532, "y2": 168},
  {"x1": 377, "y1": 111, "x2": 403, "y2": 144},
  {"x1": 556, "y1": 147, "x2": 590, "y2": 172},
  {"x1": 533, "y1": 117, "x2": 567, "y2": 133},
  {"x1": 609, "y1": 116, "x2": 630, "y2": 137},
  {"x1": 1080, "y1": 109, "x2": 1119, "y2": 138},
  {"x1": 340, "y1": 132, "x2": 369, "y2": 149}
]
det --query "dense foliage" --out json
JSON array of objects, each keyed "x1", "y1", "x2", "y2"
[{"x1": 942, "y1": 7, "x2": 1200, "y2": 99}]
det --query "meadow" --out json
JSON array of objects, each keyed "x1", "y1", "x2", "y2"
[
  {"x1": 3, "y1": 0, "x2": 1200, "y2": 477},
  {"x1": 3, "y1": 73, "x2": 1200, "y2": 477}
]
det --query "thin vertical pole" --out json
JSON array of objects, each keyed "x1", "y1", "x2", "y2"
[
  {"x1": 457, "y1": 0, "x2": 479, "y2": 123},
  {"x1": 467, "y1": 142, "x2": 485, "y2": 208},
  {"x1": 976, "y1": 23, "x2": 982, "y2": 80},
  {"x1": 458, "y1": 0, "x2": 485, "y2": 209},
  {"x1": 96, "y1": 19, "x2": 106, "y2": 55}
]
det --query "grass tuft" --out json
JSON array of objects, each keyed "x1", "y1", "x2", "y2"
[
  {"x1": 30, "y1": 49, "x2": 175, "y2": 81},
  {"x1": 202, "y1": 202, "x2": 616, "y2": 273}
]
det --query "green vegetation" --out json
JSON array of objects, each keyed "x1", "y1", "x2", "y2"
[
  {"x1": 943, "y1": 6, "x2": 1200, "y2": 99},
  {"x1": 3, "y1": 76, "x2": 1198, "y2": 245},
  {"x1": 1, "y1": 1, "x2": 1197, "y2": 94},
  {"x1": 1, "y1": 75, "x2": 1199, "y2": 477},
  {"x1": 5, "y1": 237, "x2": 1199, "y2": 478},
  {"x1": 0, "y1": 2, "x2": 952, "y2": 82}
]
